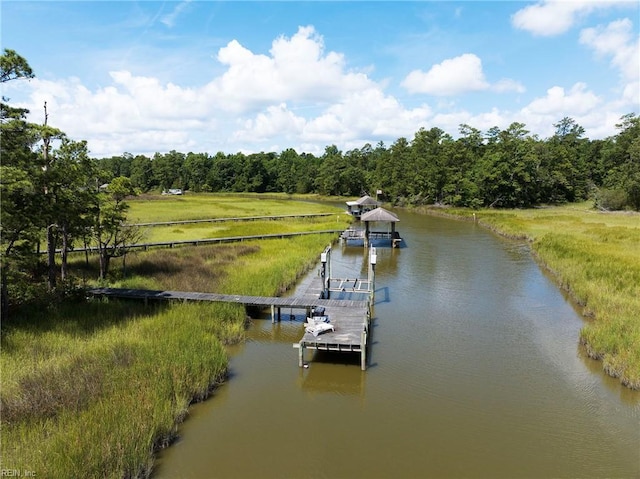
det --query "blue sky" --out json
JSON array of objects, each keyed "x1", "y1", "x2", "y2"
[{"x1": 2, "y1": 1, "x2": 639, "y2": 158}]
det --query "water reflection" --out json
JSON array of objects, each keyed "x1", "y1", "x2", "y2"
[{"x1": 298, "y1": 361, "x2": 366, "y2": 397}]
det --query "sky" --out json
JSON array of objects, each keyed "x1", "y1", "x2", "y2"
[{"x1": 2, "y1": 0, "x2": 639, "y2": 158}]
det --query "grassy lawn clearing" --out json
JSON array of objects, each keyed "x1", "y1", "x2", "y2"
[{"x1": 127, "y1": 193, "x2": 342, "y2": 223}]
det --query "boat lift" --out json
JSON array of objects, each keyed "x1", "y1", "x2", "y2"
[{"x1": 320, "y1": 245, "x2": 376, "y2": 301}]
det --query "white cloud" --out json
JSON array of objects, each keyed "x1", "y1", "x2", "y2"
[
  {"x1": 401, "y1": 54, "x2": 524, "y2": 97},
  {"x1": 515, "y1": 81, "x2": 628, "y2": 138},
  {"x1": 401, "y1": 54, "x2": 489, "y2": 96},
  {"x1": 511, "y1": 0, "x2": 630, "y2": 36},
  {"x1": 622, "y1": 81, "x2": 640, "y2": 105},
  {"x1": 492, "y1": 78, "x2": 526, "y2": 94},
  {"x1": 211, "y1": 26, "x2": 372, "y2": 112},
  {"x1": 234, "y1": 103, "x2": 305, "y2": 142},
  {"x1": 523, "y1": 83, "x2": 601, "y2": 116},
  {"x1": 232, "y1": 88, "x2": 433, "y2": 149},
  {"x1": 580, "y1": 18, "x2": 640, "y2": 82}
]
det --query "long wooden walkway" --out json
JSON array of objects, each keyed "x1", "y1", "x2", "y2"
[
  {"x1": 46, "y1": 230, "x2": 342, "y2": 255},
  {"x1": 89, "y1": 287, "x2": 367, "y2": 311},
  {"x1": 130, "y1": 213, "x2": 337, "y2": 227},
  {"x1": 89, "y1": 285, "x2": 372, "y2": 369}
]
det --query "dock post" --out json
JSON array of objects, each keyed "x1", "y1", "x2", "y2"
[
  {"x1": 321, "y1": 246, "x2": 331, "y2": 299},
  {"x1": 298, "y1": 341, "x2": 305, "y2": 367},
  {"x1": 369, "y1": 247, "x2": 377, "y2": 302},
  {"x1": 271, "y1": 304, "x2": 276, "y2": 324},
  {"x1": 360, "y1": 329, "x2": 367, "y2": 370}
]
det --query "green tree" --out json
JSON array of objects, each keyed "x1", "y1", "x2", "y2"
[
  {"x1": 409, "y1": 127, "x2": 448, "y2": 203},
  {"x1": 130, "y1": 154, "x2": 154, "y2": 191},
  {"x1": 317, "y1": 145, "x2": 345, "y2": 196},
  {"x1": 540, "y1": 117, "x2": 588, "y2": 202},
  {"x1": 182, "y1": 152, "x2": 212, "y2": 192},
  {"x1": 36, "y1": 103, "x2": 67, "y2": 289},
  {"x1": 272, "y1": 148, "x2": 299, "y2": 194},
  {"x1": 1, "y1": 50, "x2": 43, "y2": 313},
  {"x1": 384, "y1": 137, "x2": 412, "y2": 201},
  {"x1": 477, "y1": 122, "x2": 540, "y2": 207},
  {"x1": 0, "y1": 48, "x2": 34, "y2": 84},
  {"x1": 47, "y1": 139, "x2": 97, "y2": 282},
  {"x1": 91, "y1": 177, "x2": 141, "y2": 280},
  {"x1": 152, "y1": 150, "x2": 184, "y2": 191},
  {"x1": 599, "y1": 114, "x2": 640, "y2": 210},
  {"x1": 207, "y1": 152, "x2": 236, "y2": 191}
]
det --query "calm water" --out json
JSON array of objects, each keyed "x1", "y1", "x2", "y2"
[{"x1": 155, "y1": 210, "x2": 639, "y2": 479}]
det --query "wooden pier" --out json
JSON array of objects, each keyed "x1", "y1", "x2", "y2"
[
  {"x1": 295, "y1": 301, "x2": 371, "y2": 370},
  {"x1": 89, "y1": 245, "x2": 376, "y2": 370}
]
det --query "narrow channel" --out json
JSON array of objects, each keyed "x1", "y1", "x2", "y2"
[{"x1": 154, "y1": 209, "x2": 639, "y2": 478}]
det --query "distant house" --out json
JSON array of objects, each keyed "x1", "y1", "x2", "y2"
[
  {"x1": 346, "y1": 195, "x2": 379, "y2": 218},
  {"x1": 162, "y1": 188, "x2": 183, "y2": 195}
]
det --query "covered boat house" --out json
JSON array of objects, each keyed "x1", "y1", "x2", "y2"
[
  {"x1": 341, "y1": 207, "x2": 402, "y2": 248},
  {"x1": 346, "y1": 195, "x2": 379, "y2": 219}
]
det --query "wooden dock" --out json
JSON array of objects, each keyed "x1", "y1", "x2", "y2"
[
  {"x1": 89, "y1": 243, "x2": 377, "y2": 370},
  {"x1": 90, "y1": 283, "x2": 372, "y2": 370},
  {"x1": 295, "y1": 301, "x2": 371, "y2": 370}
]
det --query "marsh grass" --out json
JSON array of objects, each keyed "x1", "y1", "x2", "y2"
[
  {"x1": 127, "y1": 192, "x2": 344, "y2": 223},
  {"x1": 141, "y1": 215, "x2": 350, "y2": 243},
  {"x1": 421, "y1": 203, "x2": 640, "y2": 389},
  {"x1": 2, "y1": 194, "x2": 344, "y2": 478}
]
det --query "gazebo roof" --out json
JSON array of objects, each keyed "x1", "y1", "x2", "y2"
[
  {"x1": 360, "y1": 207, "x2": 399, "y2": 223},
  {"x1": 346, "y1": 195, "x2": 379, "y2": 207}
]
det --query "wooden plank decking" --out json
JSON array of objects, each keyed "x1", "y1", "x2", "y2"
[
  {"x1": 44, "y1": 230, "x2": 343, "y2": 255},
  {"x1": 89, "y1": 287, "x2": 367, "y2": 310},
  {"x1": 130, "y1": 213, "x2": 337, "y2": 227},
  {"x1": 89, "y1": 285, "x2": 372, "y2": 369}
]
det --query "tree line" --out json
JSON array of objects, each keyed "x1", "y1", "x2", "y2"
[
  {"x1": 1, "y1": 49, "x2": 639, "y2": 313},
  {"x1": 2, "y1": 50, "x2": 141, "y2": 314},
  {"x1": 99, "y1": 116, "x2": 639, "y2": 211}
]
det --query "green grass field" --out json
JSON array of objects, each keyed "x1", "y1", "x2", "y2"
[
  {"x1": 138, "y1": 216, "x2": 349, "y2": 243},
  {"x1": 1, "y1": 194, "x2": 346, "y2": 478},
  {"x1": 421, "y1": 202, "x2": 640, "y2": 389},
  {"x1": 127, "y1": 193, "x2": 341, "y2": 223}
]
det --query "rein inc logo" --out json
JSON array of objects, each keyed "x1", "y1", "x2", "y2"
[{"x1": 1, "y1": 470, "x2": 36, "y2": 477}]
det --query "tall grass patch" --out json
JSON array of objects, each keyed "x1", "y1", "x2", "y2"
[{"x1": 1, "y1": 300, "x2": 239, "y2": 478}]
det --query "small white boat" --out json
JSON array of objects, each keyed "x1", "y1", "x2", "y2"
[
  {"x1": 305, "y1": 322, "x2": 335, "y2": 337},
  {"x1": 306, "y1": 315, "x2": 330, "y2": 325}
]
